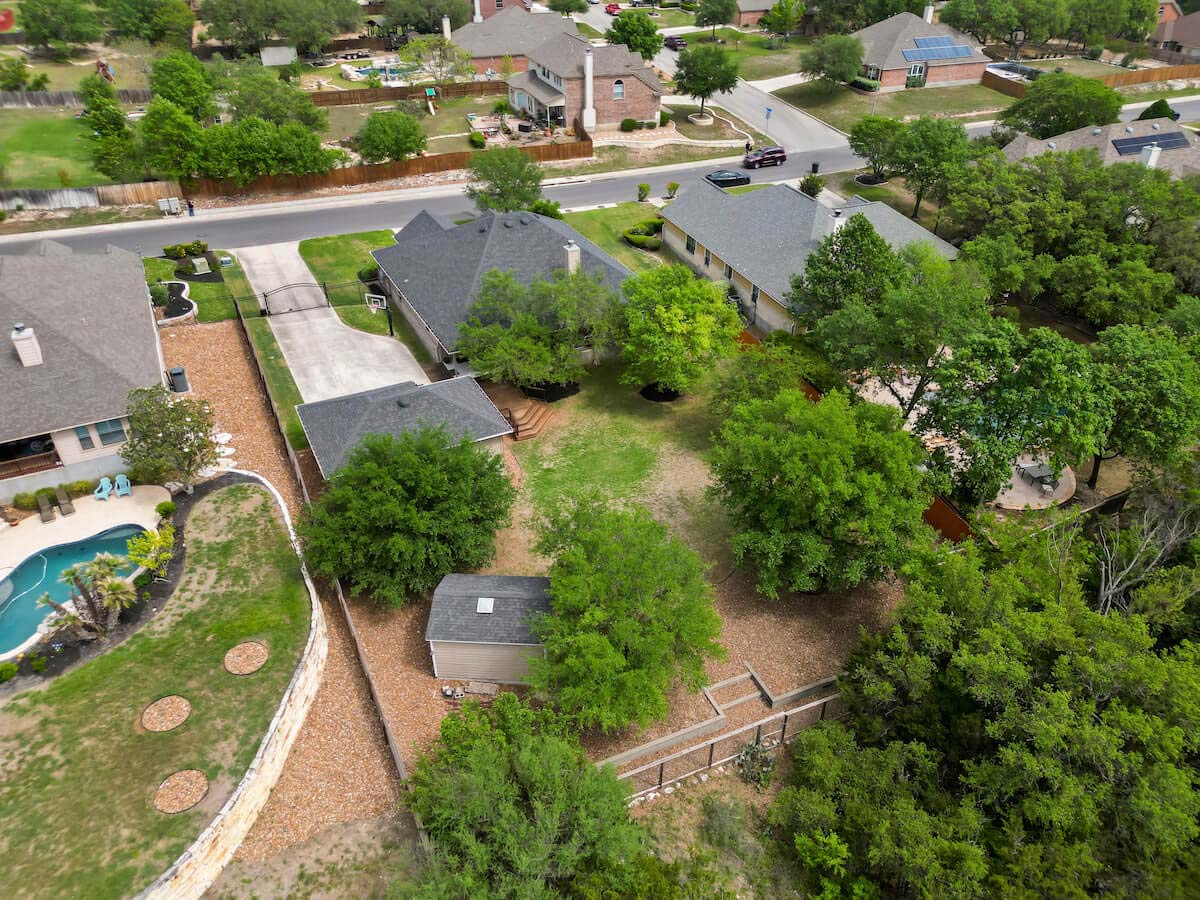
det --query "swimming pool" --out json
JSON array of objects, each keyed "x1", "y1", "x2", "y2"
[{"x1": 0, "y1": 524, "x2": 145, "y2": 658}]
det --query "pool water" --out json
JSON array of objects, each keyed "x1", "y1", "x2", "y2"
[{"x1": 0, "y1": 525, "x2": 145, "y2": 657}]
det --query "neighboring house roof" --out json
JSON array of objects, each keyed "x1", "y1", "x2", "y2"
[
  {"x1": 295, "y1": 376, "x2": 513, "y2": 477},
  {"x1": 1152, "y1": 8, "x2": 1200, "y2": 46},
  {"x1": 526, "y1": 33, "x2": 663, "y2": 93},
  {"x1": 507, "y1": 69, "x2": 566, "y2": 106},
  {"x1": 452, "y1": 7, "x2": 577, "y2": 59},
  {"x1": 659, "y1": 183, "x2": 958, "y2": 304},
  {"x1": 1002, "y1": 118, "x2": 1200, "y2": 179},
  {"x1": 736, "y1": 0, "x2": 774, "y2": 12},
  {"x1": 372, "y1": 210, "x2": 630, "y2": 352},
  {"x1": 0, "y1": 241, "x2": 162, "y2": 445},
  {"x1": 852, "y1": 11, "x2": 988, "y2": 70},
  {"x1": 426, "y1": 574, "x2": 551, "y2": 645}
]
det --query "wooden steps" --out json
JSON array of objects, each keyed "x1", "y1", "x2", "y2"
[{"x1": 510, "y1": 399, "x2": 554, "y2": 441}]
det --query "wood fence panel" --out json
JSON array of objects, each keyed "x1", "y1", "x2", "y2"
[
  {"x1": 95, "y1": 181, "x2": 183, "y2": 206},
  {"x1": 1097, "y1": 63, "x2": 1200, "y2": 87},
  {"x1": 309, "y1": 80, "x2": 508, "y2": 107},
  {"x1": 981, "y1": 69, "x2": 1027, "y2": 98},
  {"x1": 0, "y1": 88, "x2": 152, "y2": 109}
]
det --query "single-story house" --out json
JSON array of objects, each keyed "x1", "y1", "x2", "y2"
[
  {"x1": 659, "y1": 182, "x2": 958, "y2": 333},
  {"x1": 452, "y1": 8, "x2": 577, "y2": 75},
  {"x1": 0, "y1": 241, "x2": 165, "y2": 503},
  {"x1": 852, "y1": 9, "x2": 989, "y2": 91},
  {"x1": 371, "y1": 209, "x2": 630, "y2": 365},
  {"x1": 1150, "y1": 6, "x2": 1200, "y2": 58},
  {"x1": 507, "y1": 33, "x2": 662, "y2": 131},
  {"x1": 1002, "y1": 118, "x2": 1200, "y2": 179},
  {"x1": 295, "y1": 376, "x2": 513, "y2": 477},
  {"x1": 426, "y1": 574, "x2": 551, "y2": 683}
]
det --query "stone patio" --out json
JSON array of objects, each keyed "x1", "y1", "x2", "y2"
[{"x1": 993, "y1": 455, "x2": 1077, "y2": 510}]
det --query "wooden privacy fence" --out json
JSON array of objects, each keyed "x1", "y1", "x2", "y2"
[
  {"x1": 1097, "y1": 63, "x2": 1200, "y2": 88},
  {"x1": 981, "y1": 69, "x2": 1027, "y2": 98},
  {"x1": 309, "y1": 80, "x2": 508, "y2": 107}
]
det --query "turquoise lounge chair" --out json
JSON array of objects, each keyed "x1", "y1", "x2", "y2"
[
  {"x1": 114, "y1": 473, "x2": 132, "y2": 497},
  {"x1": 94, "y1": 477, "x2": 113, "y2": 501}
]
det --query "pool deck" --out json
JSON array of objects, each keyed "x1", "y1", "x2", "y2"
[{"x1": 0, "y1": 486, "x2": 170, "y2": 579}]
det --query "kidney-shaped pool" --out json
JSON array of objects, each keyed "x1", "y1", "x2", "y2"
[{"x1": 0, "y1": 524, "x2": 145, "y2": 658}]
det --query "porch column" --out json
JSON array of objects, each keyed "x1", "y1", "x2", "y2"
[
  {"x1": 582, "y1": 47, "x2": 596, "y2": 131},
  {"x1": 472, "y1": 0, "x2": 482, "y2": 23}
]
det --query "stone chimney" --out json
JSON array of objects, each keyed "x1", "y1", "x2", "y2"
[
  {"x1": 1141, "y1": 143, "x2": 1162, "y2": 169},
  {"x1": 472, "y1": 0, "x2": 482, "y2": 23},
  {"x1": 441, "y1": 14, "x2": 451, "y2": 39},
  {"x1": 11, "y1": 322, "x2": 43, "y2": 367},
  {"x1": 582, "y1": 47, "x2": 596, "y2": 132},
  {"x1": 564, "y1": 240, "x2": 581, "y2": 274},
  {"x1": 923, "y1": 4, "x2": 934, "y2": 23}
]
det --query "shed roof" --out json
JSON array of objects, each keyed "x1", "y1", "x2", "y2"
[
  {"x1": 452, "y1": 7, "x2": 577, "y2": 59},
  {"x1": 426, "y1": 574, "x2": 551, "y2": 645},
  {"x1": 0, "y1": 241, "x2": 162, "y2": 444},
  {"x1": 296, "y1": 376, "x2": 512, "y2": 477},
  {"x1": 852, "y1": 11, "x2": 988, "y2": 71}
]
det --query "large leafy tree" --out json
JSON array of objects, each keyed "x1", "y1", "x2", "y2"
[
  {"x1": 80, "y1": 73, "x2": 146, "y2": 181},
  {"x1": 760, "y1": 0, "x2": 807, "y2": 39},
  {"x1": 21, "y1": 0, "x2": 102, "y2": 50},
  {"x1": 0, "y1": 58, "x2": 50, "y2": 91},
  {"x1": 195, "y1": 117, "x2": 341, "y2": 184},
  {"x1": 605, "y1": 10, "x2": 664, "y2": 61},
  {"x1": 672, "y1": 44, "x2": 738, "y2": 116},
  {"x1": 619, "y1": 265, "x2": 742, "y2": 395},
  {"x1": 384, "y1": 0, "x2": 471, "y2": 33},
  {"x1": 105, "y1": 0, "x2": 193, "y2": 46},
  {"x1": 466, "y1": 147, "x2": 544, "y2": 212},
  {"x1": 847, "y1": 114, "x2": 904, "y2": 180},
  {"x1": 709, "y1": 340, "x2": 823, "y2": 420},
  {"x1": 139, "y1": 98, "x2": 203, "y2": 178},
  {"x1": 942, "y1": 0, "x2": 1070, "y2": 58},
  {"x1": 529, "y1": 498, "x2": 725, "y2": 732},
  {"x1": 150, "y1": 51, "x2": 216, "y2": 121},
  {"x1": 408, "y1": 694, "x2": 647, "y2": 898},
  {"x1": 202, "y1": 0, "x2": 361, "y2": 51},
  {"x1": 401, "y1": 35, "x2": 473, "y2": 83},
  {"x1": 221, "y1": 68, "x2": 328, "y2": 131},
  {"x1": 149, "y1": 0, "x2": 195, "y2": 48},
  {"x1": 712, "y1": 389, "x2": 934, "y2": 597},
  {"x1": 357, "y1": 109, "x2": 427, "y2": 162},
  {"x1": 694, "y1": 0, "x2": 738, "y2": 39},
  {"x1": 1000, "y1": 72, "x2": 1123, "y2": 139},
  {"x1": 888, "y1": 115, "x2": 969, "y2": 217},
  {"x1": 799, "y1": 34, "x2": 864, "y2": 91},
  {"x1": 298, "y1": 429, "x2": 515, "y2": 606},
  {"x1": 121, "y1": 385, "x2": 217, "y2": 487},
  {"x1": 548, "y1": 0, "x2": 588, "y2": 12}
]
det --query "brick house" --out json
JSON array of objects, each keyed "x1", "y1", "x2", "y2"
[
  {"x1": 736, "y1": 0, "x2": 771, "y2": 27},
  {"x1": 507, "y1": 34, "x2": 662, "y2": 130},
  {"x1": 852, "y1": 8, "x2": 989, "y2": 91},
  {"x1": 467, "y1": 0, "x2": 530, "y2": 22},
  {"x1": 1150, "y1": 7, "x2": 1200, "y2": 59},
  {"x1": 451, "y1": 8, "x2": 577, "y2": 76},
  {"x1": 1158, "y1": 1, "x2": 1183, "y2": 26}
]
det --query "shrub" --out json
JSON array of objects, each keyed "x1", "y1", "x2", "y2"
[
  {"x1": 0, "y1": 662, "x2": 17, "y2": 683},
  {"x1": 468, "y1": 130, "x2": 487, "y2": 148},
  {"x1": 620, "y1": 117, "x2": 637, "y2": 132},
  {"x1": 155, "y1": 500, "x2": 177, "y2": 519},
  {"x1": 799, "y1": 173, "x2": 825, "y2": 197},
  {"x1": 1085, "y1": 45, "x2": 1104, "y2": 60},
  {"x1": 623, "y1": 219, "x2": 664, "y2": 250},
  {"x1": 850, "y1": 76, "x2": 880, "y2": 92},
  {"x1": 134, "y1": 572, "x2": 153, "y2": 588},
  {"x1": 905, "y1": 75, "x2": 926, "y2": 88},
  {"x1": 174, "y1": 258, "x2": 196, "y2": 277},
  {"x1": 149, "y1": 283, "x2": 169, "y2": 307},
  {"x1": 357, "y1": 263, "x2": 379, "y2": 284},
  {"x1": 0, "y1": 210, "x2": 6, "y2": 222},
  {"x1": 1120, "y1": 53, "x2": 1135, "y2": 68},
  {"x1": 186, "y1": 239, "x2": 207, "y2": 256},
  {"x1": 34, "y1": 486, "x2": 56, "y2": 501},
  {"x1": 67, "y1": 480, "x2": 96, "y2": 495},
  {"x1": 12, "y1": 492, "x2": 37, "y2": 511},
  {"x1": 681, "y1": 0, "x2": 697, "y2": 9},
  {"x1": 734, "y1": 741, "x2": 775, "y2": 788},
  {"x1": 29, "y1": 654, "x2": 47, "y2": 673},
  {"x1": 528, "y1": 197, "x2": 564, "y2": 219},
  {"x1": 660, "y1": 109, "x2": 670, "y2": 126},
  {"x1": 492, "y1": 99, "x2": 512, "y2": 114},
  {"x1": 637, "y1": 182, "x2": 651, "y2": 201},
  {"x1": 666, "y1": 181, "x2": 680, "y2": 198},
  {"x1": 699, "y1": 795, "x2": 750, "y2": 854},
  {"x1": 162, "y1": 243, "x2": 188, "y2": 259}
]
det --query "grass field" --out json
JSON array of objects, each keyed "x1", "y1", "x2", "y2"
[
  {"x1": 688, "y1": 29, "x2": 811, "y2": 82},
  {"x1": 322, "y1": 95, "x2": 496, "y2": 143},
  {"x1": 645, "y1": 8, "x2": 696, "y2": 28},
  {"x1": 245, "y1": 317, "x2": 309, "y2": 449},
  {"x1": 771, "y1": 82, "x2": 1014, "y2": 132},
  {"x1": 143, "y1": 256, "x2": 245, "y2": 323},
  {"x1": 0, "y1": 109, "x2": 110, "y2": 189},
  {"x1": 669, "y1": 104, "x2": 759, "y2": 141},
  {"x1": 1027, "y1": 57, "x2": 1121, "y2": 78},
  {"x1": 563, "y1": 202, "x2": 664, "y2": 273},
  {"x1": 577, "y1": 21, "x2": 605, "y2": 39},
  {"x1": 0, "y1": 484, "x2": 309, "y2": 900},
  {"x1": 837, "y1": 170, "x2": 956, "y2": 238}
]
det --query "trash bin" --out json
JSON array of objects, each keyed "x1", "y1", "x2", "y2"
[
  {"x1": 168, "y1": 366, "x2": 189, "y2": 393},
  {"x1": 811, "y1": 162, "x2": 820, "y2": 174}
]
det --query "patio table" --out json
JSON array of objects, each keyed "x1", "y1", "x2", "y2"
[{"x1": 1021, "y1": 463, "x2": 1054, "y2": 483}]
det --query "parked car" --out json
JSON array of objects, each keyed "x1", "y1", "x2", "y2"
[
  {"x1": 587, "y1": 0, "x2": 601, "y2": 4},
  {"x1": 605, "y1": 3, "x2": 622, "y2": 13},
  {"x1": 664, "y1": 36, "x2": 688, "y2": 50},
  {"x1": 743, "y1": 146, "x2": 786, "y2": 168},
  {"x1": 705, "y1": 170, "x2": 752, "y2": 188}
]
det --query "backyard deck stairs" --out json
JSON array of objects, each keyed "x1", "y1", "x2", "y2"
[{"x1": 510, "y1": 399, "x2": 554, "y2": 441}]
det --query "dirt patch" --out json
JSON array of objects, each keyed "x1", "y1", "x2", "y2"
[
  {"x1": 224, "y1": 641, "x2": 269, "y2": 676},
  {"x1": 155, "y1": 769, "x2": 209, "y2": 814},
  {"x1": 141, "y1": 695, "x2": 192, "y2": 733}
]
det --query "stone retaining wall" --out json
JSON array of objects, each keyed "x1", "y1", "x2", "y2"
[{"x1": 135, "y1": 471, "x2": 329, "y2": 900}]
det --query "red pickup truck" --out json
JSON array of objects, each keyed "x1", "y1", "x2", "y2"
[{"x1": 605, "y1": 3, "x2": 622, "y2": 14}]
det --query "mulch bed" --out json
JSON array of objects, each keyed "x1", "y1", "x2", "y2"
[
  {"x1": 224, "y1": 641, "x2": 269, "y2": 675},
  {"x1": 141, "y1": 694, "x2": 192, "y2": 732},
  {"x1": 172, "y1": 251, "x2": 226, "y2": 284},
  {"x1": 155, "y1": 769, "x2": 209, "y2": 814},
  {"x1": 163, "y1": 282, "x2": 193, "y2": 319}
]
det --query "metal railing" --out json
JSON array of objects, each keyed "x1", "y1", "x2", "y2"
[{"x1": 0, "y1": 450, "x2": 61, "y2": 479}]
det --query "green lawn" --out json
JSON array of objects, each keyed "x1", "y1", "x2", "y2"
[
  {"x1": 143, "y1": 256, "x2": 243, "y2": 323},
  {"x1": 838, "y1": 170, "x2": 956, "y2": 239},
  {"x1": 322, "y1": 95, "x2": 496, "y2": 143},
  {"x1": 669, "y1": 103, "x2": 766, "y2": 142},
  {"x1": 645, "y1": 7, "x2": 696, "y2": 28},
  {"x1": 0, "y1": 484, "x2": 309, "y2": 900},
  {"x1": 563, "y1": 202, "x2": 665, "y2": 273},
  {"x1": 1120, "y1": 85, "x2": 1200, "y2": 103},
  {"x1": 688, "y1": 29, "x2": 811, "y2": 81},
  {"x1": 0, "y1": 205, "x2": 159, "y2": 235},
  {"x1": 724, "y1": 183, "x2": 773, "y2": 195},
  {"x1": 297, "y1": 229, "x2": 396, "y2": 306},
  {"x1": 1027, "y1": 57, "x2": 1120, "y2": 78},
  {"x1": 577, "y1": 22, "x2": 605, "y2": 39},
  {"x1": 771, "y1": 81, "x2": 1014, "y2": 132},
  {"x1": 0, "y1": 109, "x2": 110, "y2": 189},
  {"x1": 336, "y1": 305, "x2": 434, "y2": 365},
  {"x1": 245, "y1": 317, "x2": 309, "y2": 449}
]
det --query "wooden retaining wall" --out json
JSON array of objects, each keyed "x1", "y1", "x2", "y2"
[
  {"x1": 0, "y1": 88, "x2": 153, "y2": 108},
  {"x1": 308, "y1": 80, "x2": 508, "y2": 107}
]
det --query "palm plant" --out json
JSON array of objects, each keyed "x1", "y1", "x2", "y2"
[{"x1": 39, "y1": 554, "x2": 137, "y2": 640}]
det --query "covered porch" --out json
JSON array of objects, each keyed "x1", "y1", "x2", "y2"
[
  {"x1": 0, "y1": 434, "x2": 61, "y2": 481},
  {"x1": 507, "y1": 71, "x2": 567, "y2": 128}
]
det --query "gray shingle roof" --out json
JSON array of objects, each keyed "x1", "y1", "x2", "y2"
[
  {"x1": 507, "y1": 70, "x2": 566, "y2": 106},
  {"x1": 1002, "y1": 118, "x2": 1200, "y2": 179},
  {"x1": 372, "y1": 210, "x2": 630, "y2": 352},
  {"x1": 452, "y1": 7, "x2": 577, "y2": 59},
  {"x1": 426, "y1": 574, "x2": 551, "y2": 644},
  {"x1": 852, "y1": 12, "x2": 988, "y2": 70},
  {"x1": 296, "y1": 376, "x2": 513, "y2": 477},
  {"x1": 527, "y1": 34, "x2": 663, "y2": 93},
  {"x1": 0, "y1": 241, "x2": 163, "y2": 444},
  {"x1": 659, "y1": 182, "x2": 957, "y2": 302},
  {"x1": 737, "y1": 0, "x2": 773, "y2": 10}
]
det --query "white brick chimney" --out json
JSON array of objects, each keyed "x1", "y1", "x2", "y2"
[
  {"x1": 564, "y1": 240, "x2": 581, "y2": 274},
  {"x1": 472, "y1": 0, "x2": 482, "y2": 23},
  {"x1": 582, "y1": 47, "x2": 596, "y2": 132},
  {"x1": 1141, "y1": 143, "x2": 1162, "y2": 168},
  {"x1": 923, "y1": 4, "x2": 934, "y2": 23},
  {"x1": 11, "y1": 322, "x2": 43, "y2": 367},
  {"x1": 442, "y1": 15, "x2": 452, "y2": 39}
]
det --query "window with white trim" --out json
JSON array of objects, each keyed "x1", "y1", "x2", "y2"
[
  {"x1": 613, "y1": 79, "x2": 624, "y2": 101},
  {"x1": 95, "y1": 418, "x2": 126, "y2": 447},
  {"x1": 74, "y1": 425, "x2": 94, "y2": 451},
  {"x1": 908, "y1": 62, "x2": 925, "y2": 77},
  {"x1": 866, "y1": 65, "x2": 880, "y2": 79}
]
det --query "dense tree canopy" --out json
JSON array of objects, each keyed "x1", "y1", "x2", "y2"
[
  {"x1": 605, "y1": 11, "x2": 664, "y2": 62},
  {"x1": 191, "y1": 117, "x2": 342, "y2": 184},
  {"x1": 384, "y1": 0, "x2": 471, "y2": 33},
  {"x1": 298, "y1": 429, "x2": 515, "y2": 605},
  {"x1": 799, "y1": 34, "x2": 864, "y2": 90},
  {"x1": 999, "y1": 72, "x2": 1123, "y2": 139},
  {"x1": 150, "y1": 51, "x2": 216, "y2": 121},
  {"x1": 694, "y1": 0, "x2": 738, "y2": 38},
  {"x1": 466, "y1": 147, "x2": 545, "y2": 212},
  {"x1": 847, "y1": 114, "x2": 905, "y2": 180},
  {"x1": 220, "y1": 68, "x2": 328, "y2": 131},
  {"x1": 672, "y1": 44, "x2": 739, "y2": 116},
  {"x1": 21, "y1": 0, "x2": 102, "y2": 49},
  {"x1": 139, "y1": 98, "x2": 203, "y2": 178},
  {"x1": 121, "y1": 385, "x2": 217, "y2": 486},
  {"x1": 760, "y1": 0, "x2": 807, "y2": 39},
  {"x1": 201, "y1": 0, "x2": 361, "y2": 51},
  {"x1": 809, "y1": 0, "x2": 923, "y2": 32},
  {"x1": 888, "y1": 115, "x2": 970, "y2": 217},
  {"x1": 357, "y1": 109, "x2": 427, "y2": 162}
]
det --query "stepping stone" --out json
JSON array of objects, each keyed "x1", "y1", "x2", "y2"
[
  {"x1": 155, "y1": 769, "x2": 208, "y2": 814},
  {"x1": 141, "y1": 695, "x2": 191, "y2": 733}
]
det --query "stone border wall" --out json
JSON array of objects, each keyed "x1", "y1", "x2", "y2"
[{"x1": 135, "y1": 471, "x2": 329, "y2": 900}]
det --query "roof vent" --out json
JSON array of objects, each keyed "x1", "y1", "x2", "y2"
[
  {"x1": 395, "y1": 398, "x2": 409, "y2": 408},
  {"x1": 1047, "y1": 141, "x2": 1056, "y2": 149},
  {"x1": 11, "y1": 322, "x2": 43, "y2": 367},
  {"x1": 832, "y1": 208, "x2": 842, "y2": 217},
  {"x1": 519, "y1": 214, "x2": 531, "y2": 225},
  {"x1": 1126, "y1": 125, "x2": 1134, "y2": 133},
  {"x1": 1152, "y1": 122, "x2": 1161, "y2": 130},
  {"x1": 1092, "y1": 127, "x2": 1102, "y2": 135},
  {"x1": 477, "y1": 597, "x2": 494, "y2": 614},
  {"x1": 478, "y1": 222, "x2": 489, "y2": 233}
]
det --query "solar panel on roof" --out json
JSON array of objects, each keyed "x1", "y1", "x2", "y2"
[
  {"x1": 1111, "y1": 132, "x2": 1191, "y2": 155},
  {"x1": 901, "y1": 45, "x2": 974, "y2": 62},
  {"x1": 914, "y1": 36, "x2": 955, "y2": 48}
]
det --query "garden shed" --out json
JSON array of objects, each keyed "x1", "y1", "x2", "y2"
[{"x1": 425, "y1": 574, "x2": 551, "y2": 684}]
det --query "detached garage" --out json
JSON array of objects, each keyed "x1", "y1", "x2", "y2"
[{"x1": 426, "y1": 574, "x2": 551, "y2": 684}]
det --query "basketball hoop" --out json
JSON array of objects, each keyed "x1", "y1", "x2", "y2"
[{"x1": 365, "y1": 293, "x2": 387, "y2": 314}]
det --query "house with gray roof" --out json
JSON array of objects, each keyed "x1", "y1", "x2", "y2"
[
  {"x1": 295, "y1": 376, "x2": 513, "y2": 478},
  {"x1": 426, "y1": 574, "x2": 550, "y2": 683},
  {"x1": 371, "y1": 209, "x2": 630, "y2": 364},
  {"x1": 1150, "y1": 5, "x2": 1200, "y2": 60},
  {"x1": 452, "y1": 8, "x2": 577, "y2": 75},
  {"x1": 1002, "y1": 118, "x2": 1200, "y2": 179},
  {"x1": 852, "y1": 9, "x2": 988, "y2": 91},
  {"x1": 0, "y1": 241, "x2": 165, "y2": 502},
  {"x1": 659, "y1": 181, "x2": 958, "y2": 334}
]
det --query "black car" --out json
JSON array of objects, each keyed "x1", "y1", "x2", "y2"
[
  {"x1": 664, "y1": 35, "x2": 688, "y2": 50},
  {"x1": 705, "y1": 169, "x2": 752, "y2": 188},
  {"x1": 743, "y1": 145, "x2": 786, "y2": 168}
]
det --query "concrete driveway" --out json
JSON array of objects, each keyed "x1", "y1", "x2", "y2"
[{"x1": 233, "y1": 242, "x2": 429, "y2": 403}]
